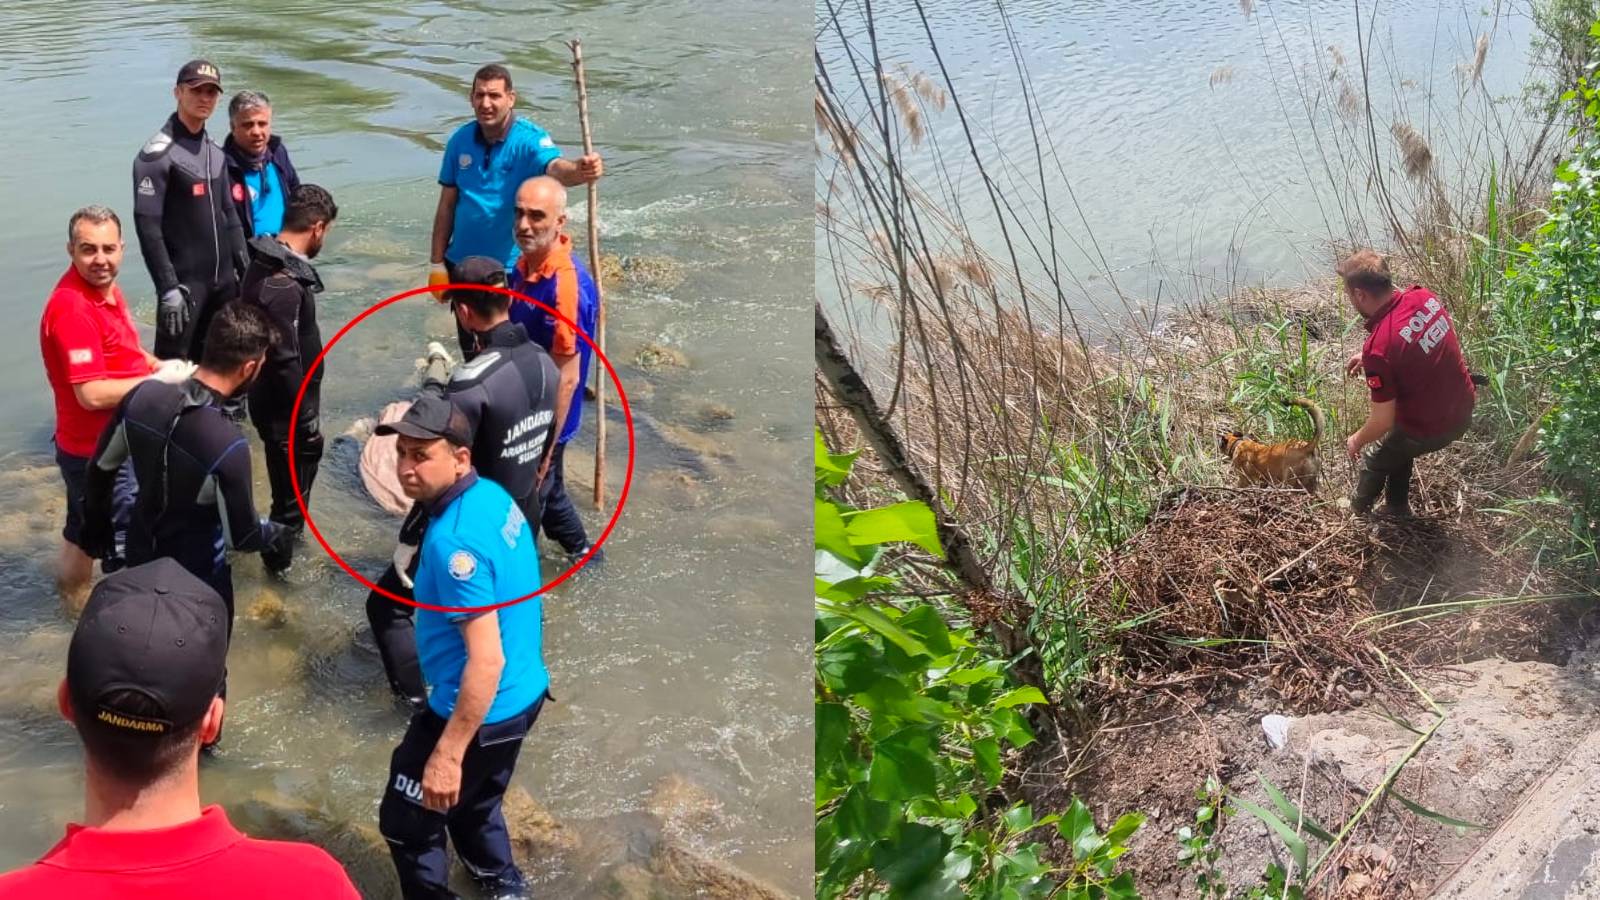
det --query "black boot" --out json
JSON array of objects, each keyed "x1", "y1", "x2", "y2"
[
  {"x1": 1384, "y1": 460, "x2": 1413, "y2": 517},
  {"x1": 1350, "y1": 468, "x2": 1386, "y2": 515}
]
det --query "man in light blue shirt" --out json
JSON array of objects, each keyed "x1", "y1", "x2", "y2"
[
  {"x1": 428, "y1": 63, "x2": 603, "y2": 290},
  {"x1": 374, "y1": 392, "x2": 548, "y2": 899}
]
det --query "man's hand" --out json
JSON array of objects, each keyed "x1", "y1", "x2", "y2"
[
  {"x1": 428, "y1": 263, "x2": 450, "y2": 303},
  {"x1": 150, "y1": 358, "x2": 197, "y2": 385},
  {"x1": 535, "y1": 452, "x2": 553, "y2": 489},
  {"x1": 1346, "y1": 433, "x2": 1364, "y2": 461},
  {"x1": 1345, "y1": 351, "x2": 1362, "y2": 378},
  {"x1": 420, "y1": 747, "x2": 462, "y2": 812},
  {"x1": 158, "y1": 287, "x2": 190, "y2": 342},
  {"x1": 575, "y1": 153, "x2": 603, "y2": 183}
]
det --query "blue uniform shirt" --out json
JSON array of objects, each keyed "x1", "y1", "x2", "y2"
[
  {"x1": 413, "y1": 470, "x2": 548, "y2": 723},
  {"x1": 507, "y1": 234, "x2": 598, "y2": 445},
  {"x1": 242, "y1": 163, "x2": 285, "y2": 236},
  {"x1": 438, "y1": 117, "x2": 563, "y2": 267}
]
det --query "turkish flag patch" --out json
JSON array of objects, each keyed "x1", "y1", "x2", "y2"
[
  {"x1": 192, "y1": 183, "x2": 206, "y2": 197},
  {"x1": 1366, "y1": 374, "x2": 1383, "y2": 390}
]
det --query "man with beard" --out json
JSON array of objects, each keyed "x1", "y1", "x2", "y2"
[
  {"x1": 239, "y1": 184, "x2": 338, "y2": 576},
  {"x1": 41, "y1": 206, "x2": 195, "y2": 606},
  {"x1": 505, "y1": 175, "x2": 600, "y2": 564},
  {"x1": 222, "y1": 90, "x2": 302, "y2": 238},
  {"x1": 79, "y1": 301, "x2": 290, "y2": 620},
  {"x1": 133, "y1": 59, "x2": 250, "y2": 361}
]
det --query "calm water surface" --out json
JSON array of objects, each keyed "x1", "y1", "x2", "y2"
[{"x1": 0, "y1": 1, "x2": 810, "y2": 895}]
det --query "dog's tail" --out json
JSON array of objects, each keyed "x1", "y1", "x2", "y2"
[{"x1": 1283, "y1": 397, "x2": 1324, "y2": 443}]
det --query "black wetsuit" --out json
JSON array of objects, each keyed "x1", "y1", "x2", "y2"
[
  {"x1": 240, "y1": 236, "x2": 324, "y2": 566},
  {"x1": 81, "y1": 378, "x2": 281, "y2": 617},
  {"x1": 367, "y1": 320, "x2": 559, "y2": 703},
  {"x1": 133, "y1": 113, "x2": 249, "y2": 361}
]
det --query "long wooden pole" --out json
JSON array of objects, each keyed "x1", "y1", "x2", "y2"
[{"x1": 568, "y1": 38, "x2": 606, "y2": 509}]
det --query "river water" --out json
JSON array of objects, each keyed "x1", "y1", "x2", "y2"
[
  {"x1": 817, "y1": 0, "x2": 1539, "y2": 316},
  {"x1": 0, "y1": 1, "x2": 811, "y2": 896}
]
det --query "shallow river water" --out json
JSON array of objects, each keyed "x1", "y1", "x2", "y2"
[{"x1": 0, "y1": 1, "x2": 811, "y2": 895}]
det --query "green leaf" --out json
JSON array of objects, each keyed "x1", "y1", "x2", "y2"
[
  {"x1": 990, "y1": 707, "x2": 1037, "y2": 748},
  {"x1": 816, "y1": 575, "x2": 899, "y2": 602},
  {"x1": 816, "y1": 498, "x2": 862, "y2": 567},
  {"x1": 867, "y1": 727, "x2": 940, "y2": 801},
  {"x1": 993, "y1": 686, "x2": 1049, "y2": 709},
  {"x1": 816, "y1": 702, "x2": 851, "y2": 769},
  {"x1": 815, "y1": 429, "x2": 859, "y2": 488},
  {"x1": 837, "y1": 784, "x2": 893, "y2": 840},
  {"x1": 1231, "y1": 795, "x2": 1307, "y2": 873},
  {"x1": 845, "y1": 500, "x2": 944, "y2": 557},
  {"x1": 820, "y1": 599, "x2": 934, "y2": 658},
  {"x1": 1258, "y1": 773, "x2": 1334, "y2": 843},
  {"x1": 899, "y1": 603, "x2": 956, "y2": 656},
  {"x1": 1390, "y1": 788, "x2": 1485, "y2": 835},
  {"x1": 1058, "y1": 797, "x2": 1102, "y2": 862},
  {"x1": 1102, "y1": 811, "x2": 1145, "y2": 847},
  {"x1": 973, "y1": 738, "x2": 1003, "y2": 787},
  {"x1": 1002, "y1": 803, "x2": 1035, "y2": 833},
  {"x1": 872, "y1": 822, "x2": 952, "y2": 892}
]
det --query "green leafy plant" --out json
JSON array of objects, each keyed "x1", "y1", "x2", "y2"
[{"x1": 815, "y1": 430, "x2": 1144, "y2": 899}]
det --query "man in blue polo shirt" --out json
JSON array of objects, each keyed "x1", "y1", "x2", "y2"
[
  {"x1": 374, "y1": 392, "x2": 547, "y2": 900},
  {"x1": 428, "y1": 63, "x2": 602, "y2": 302},
  {"x1": 507, "y1": 175, "x2": 601, "y2": 564}
]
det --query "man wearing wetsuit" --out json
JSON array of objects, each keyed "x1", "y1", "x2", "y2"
[
  {"x1": 223, "y1": 90, "x2": 302, "y2": 238},
  {"x1": 79, "y1": 302, "x2": 289, "y2": 618},
  {"x1": 133, "y1": 59, "x2": 250, "y2": 361},
  {"x1": 241, "y1": 184, "x2": 338, "y2": 576},
  {"x1": 367, "y1": 256, "x2": 559, "y2": 709}
]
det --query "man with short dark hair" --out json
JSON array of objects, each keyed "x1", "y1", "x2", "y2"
[
  {"x1": 80, "y1": 302, "x2": 290, "y2": 616},
  {"x1": 223, "y1": 90, "x2": 302, "y2": 238},
  {"x1": 40, "y1": 206, "x2": 194, "y2": 606},
  {"x1": 1338, "y1": 249, "x2": 1477, "y2": 516},
  {"x1": 373, "y1": 394, "x2": 549, "y2": 899},
  {"x1": 428, "y1": 63, "x2": 603, "y2": 301},
  {"x1": 133, "y1": 59, "x2": 250, "y2": 361},
  {"x1": 507, "y1": 176, "x2": 600, "y2": 562},
  {"x1": 240, "y1": 183, "x2": 338, "y2": 575},
  {"x1": 0, "y1": 559, "x2": 360, "y2": 897},
  {"x1": 366, "y1": 256, "x2": 559, "y2": 706}
]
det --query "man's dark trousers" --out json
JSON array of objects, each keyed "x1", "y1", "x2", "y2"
[
  {"x1": 538, "y1": 440, "x2": 588, "y2": 553},
  {"x1": 378, "y1": 697, "x2": 543, "y2": 898},
  {"x1": 1351, "y1": 418, "x2": 1470, "y2": 514}
]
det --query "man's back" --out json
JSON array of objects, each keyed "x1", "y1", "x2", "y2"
[
  {"x1": 445, "y1": 321, "x2": 559, "y2": 514},
  {"x1": 0, "y1": 805, "x2": 358, "y2": 899},
  {"x1": 1362, "y1": 285, "x2": 1475, "y2": 437}
]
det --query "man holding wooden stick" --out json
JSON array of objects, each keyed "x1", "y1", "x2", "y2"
[{"x1": 506, "y1": 175, "x2": 601, "y2": 565}]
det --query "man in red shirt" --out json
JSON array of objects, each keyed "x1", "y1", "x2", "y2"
[
  {"x1": 1338, "y1": 250, "x2": 1476, "y2": 516},
  {"x1": 39, "y1": 206, "x2": 194, "y2": 605},
  {"x1": 0, "y1": 558, "x2": 360, "y2": 898}
]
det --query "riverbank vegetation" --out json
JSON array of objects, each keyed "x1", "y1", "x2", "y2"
[{"x1": 816, "y1": 1, "x2": 1600, "y2": 897}]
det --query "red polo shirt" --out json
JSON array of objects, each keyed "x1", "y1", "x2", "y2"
[
  {"x1": 1362, "y1": 285, "x2": 1475, "y2": 438},
  {"x1": 0, "y1": 805, "x2": 360, "y2": 898},
  {"x1": 39, "y1": 268, "x2": 151, "y2": 457}
]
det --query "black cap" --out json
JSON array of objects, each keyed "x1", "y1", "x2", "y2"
[
  {"x1": 176, "y1": 59, "x2": 223, "y2": 89},
  {"x1": 375, "y1": 392, "x2": 472, "y2": 447},
  {"x1": 66, "y1": 559, "x2": 229, "y2": 737},
  {"x1": 445, "y1": 255, "x2": 508, "y2": 302}
]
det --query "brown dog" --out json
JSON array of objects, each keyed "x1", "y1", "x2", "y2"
[{"x1": 1219, "y1": 398, "x2": 1324, "y2": 492}]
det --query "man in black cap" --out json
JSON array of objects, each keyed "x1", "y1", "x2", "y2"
[
  {"x1": 0, "y1": 560, "x2": 361, "y2": 896},
  {"x1": 240, "y1": 183, "x2": 338, "y2": 576},
  {"x1": 79, "y1": 301, "x2": 289, "y2": 617},
  {"x1": 133, "y1": 59, "x2": 250, "y2": 361},
  {"x1": 366, "y1": 255, "x2": 559, "y2": 709}
]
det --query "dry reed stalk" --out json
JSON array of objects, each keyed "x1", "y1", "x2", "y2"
[{"x1": 1391, "y1": 122, "x2": 1434, "y2": 179}]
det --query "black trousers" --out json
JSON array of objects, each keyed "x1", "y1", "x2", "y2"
[
  {"x1": 250, "y1": 391, "x2": 324, "y2": 560},
  {"x1": 367, "y1": 561, "x2": 426, "y2": 703},
  {"x1": 378, "y1": 697, "x2": 543, "y2": 899},
  {"x1": 1351, "y1": 418, "x2": 1470, "y2": 513},
  {"x1": 538, "y1": 440, "x2": 589, "y2": 554}
]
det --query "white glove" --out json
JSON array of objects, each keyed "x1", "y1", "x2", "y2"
[
  {"x1": 393, "y1": 541, "x2": 419, "y2": 589},
  {"x1": 150, "y1": 359, "x2": 197, "y2": 385}
]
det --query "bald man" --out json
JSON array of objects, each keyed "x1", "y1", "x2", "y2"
[{"x1": 504, "y1": 176, "x2": 600, "y2": 565}]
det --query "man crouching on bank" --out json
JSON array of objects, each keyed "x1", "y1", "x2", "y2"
[
  {"x1": 374, "y1": 393, "x2": 548, "y2": 899},
  {"x1": 1339, "y1": 249, "x2": 1476, "y2": 517}
]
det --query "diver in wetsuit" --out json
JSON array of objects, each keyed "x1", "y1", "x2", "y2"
[
  {"x1": 79, "y1": 301, "x2": 289, "y2": 619},
  {"x1": 366, "y1": 255, "x2": 560, "y2": 708},
  {"x1": 132, "y1": 59, "x2": 250, "y2": 361}
]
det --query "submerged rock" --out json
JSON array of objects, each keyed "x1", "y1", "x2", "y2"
[
  {"x1": 634, "y1": 343, "x2": 689, "y2": 371},
  {"x1": 647, "y1": 774, "x2": 723, "y2": 837},
  {"x1": 247, "y1": 589, "x2": 289, "y2": 629},
  {"x1": 648, "y1": 840, "x2": 791, "y2": 900},
  {"x1": 503, "y1": 784, "x2": 581, "y2": 861}
]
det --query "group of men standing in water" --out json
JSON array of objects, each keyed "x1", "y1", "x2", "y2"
[{"x1": 19, "y1": 57, "x2": 607, "y2": 899}]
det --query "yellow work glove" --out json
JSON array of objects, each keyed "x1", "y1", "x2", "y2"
[{"x1": 428, "y1": 263, "x2": 449, "y2": 302}]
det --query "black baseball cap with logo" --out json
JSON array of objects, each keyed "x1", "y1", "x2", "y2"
[
  {"x1": 66, "y1": 559, "x2": 229, "y2": 737},
  {"x1": 375, "y1": 392, "x2": 473, "y2": 447},
  {"x1": 176, "y1": 59, "x2": 223, "y2": 89},
  {"x1": 445, "y1": 255, "x2": 509, "y2": 304}
]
